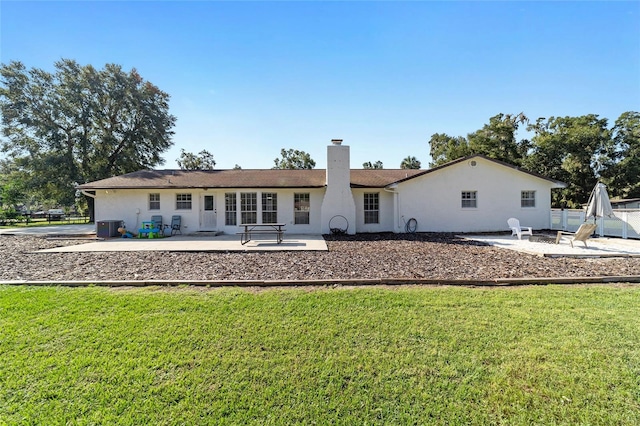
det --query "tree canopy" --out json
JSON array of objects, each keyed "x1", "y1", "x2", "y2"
[
  {"x1": 363, "y1": 161, "x2": 383, "y2": 169},
  {"x1": 522, "y1": 115, "x2": 611, "y2": 208},
  {"x1": 176, "y1": 149, "x2": 216, "y2": 170},
  {"x1": 400, "y1": 156, "x2": 421, "y2": 169},
  {"x1": 429, "y1": 113, "x2": 529, "y2": 167},
  {"x1": 273, "y1": 148, "x2": 316, "y2": 169},
  {"x1": 603, "y1": 111, "x2": 640, "y2": 199},
  {"x1": 0, "y1": 59, "x2": 176, "y2": 217},
  {"x1": 428, "y1": 133, "x2": 471, "y2": 167},
  {"x1": 0, "y1": 159, "x2": 23, "y2": 209}
]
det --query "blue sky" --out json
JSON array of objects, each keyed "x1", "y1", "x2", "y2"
[{"x1": 1, "y1": 1, "x2": 639, "y2": 170}]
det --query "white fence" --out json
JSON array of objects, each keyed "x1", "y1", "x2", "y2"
[{"x1": 550, "y1": 209, "x2": 640, "y2": 240}]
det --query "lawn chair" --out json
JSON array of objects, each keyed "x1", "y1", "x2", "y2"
[
  {"x1": 151, "y1": 215, "x2": 164, "y2": 236},
  {"x1": 555, "y1": 223, "x2": 598, "y2": 248},
  {"x1": 170, "y1": 215, "x2": 182, "y2": 235},
  {"x1": 507, "y1": 218, "x2": 533, "y2": 240}
]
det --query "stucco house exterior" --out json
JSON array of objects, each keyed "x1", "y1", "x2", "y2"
[{"x1": 78, "y1": 139, "x2": 566, "y2": 235}]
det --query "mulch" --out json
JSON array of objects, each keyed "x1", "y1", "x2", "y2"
[{"x1": 1, "y1": 233, "x2": 640, "y2": 283}]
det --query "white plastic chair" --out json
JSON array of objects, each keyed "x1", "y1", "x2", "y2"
[{"x1": 507, "y1": 218, "x2": 533, "y2": 240}]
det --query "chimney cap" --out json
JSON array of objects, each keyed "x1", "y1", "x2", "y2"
[{"x1": 331, "y1": 139, "x2": 343, "y2": 145}]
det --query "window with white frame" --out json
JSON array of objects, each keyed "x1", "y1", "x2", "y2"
[
  {"x1": 225, "y1": 193, "x2": 237, "y2": 226},
  {"x1": 176, "y1": 193, "x2": 192, "y2": 210},
  {"x1": 241, "y1": 192, "x2": 257, "y2": 224},
  {"x1": 294, "y1": 193, "x2": 310, "y2": 224},
  {"x1": 149, "y1": 193, "x2": 160, "y2": 210},
  {"x1": 521, "y1": 190, "x2": 536, "y2": 208},
  {"x1": 262, "y1": 193, "x2": 278, "y2": 224},
  {"x1": 364, "y1": 193, "x2": 379, "y2": 224},
  {"x1": 461, "y1": 191, "x2": 477, "y2": 208}
]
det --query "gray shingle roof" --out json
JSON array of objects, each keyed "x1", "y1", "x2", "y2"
[
  {"x1": 77, "y1": 155, "x2": 566, "y2": 190},
  {"x1": 78, "y1": 169, "x2": 425, "y2": 190}
]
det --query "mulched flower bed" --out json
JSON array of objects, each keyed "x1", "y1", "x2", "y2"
[{"x1": 1, "y1": 233, "x2": 639, "y2": 282}]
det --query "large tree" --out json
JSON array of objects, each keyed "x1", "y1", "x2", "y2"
[
  {"x1": 272, "y1": 148, "x2": 315, "y2": 169},
  {"x1": 467, "y1": 113, "x2": 529, "y2": 166},
  {"x1": 428, "y1": 133, "x2": 470, "y2": 167},
  {"x1": 0, "y1": 159, "x2": 24, "y2": 209},
  {"x1": 428, "y1": 113, "x2": 529, "y2": 167},
  {"x1": 600, "y1": 111, "x2": 640, "y2": 199},
  {"x1": 523, "y1": 114, "x2": 611, "y2": 208},
  {"x1": 0, "y1": 178, "x2": 24, "y2": 213},
  {"x1": 177, "y1": 149, "x2": 216, "y2": 170},
  {"x1": 0, "y1": 59, "x2": 176, "y2": 220}
]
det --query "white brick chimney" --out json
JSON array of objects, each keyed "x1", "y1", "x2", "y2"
[{"x1": 321, "y1": 139, "x2": 356, "y2": 234}]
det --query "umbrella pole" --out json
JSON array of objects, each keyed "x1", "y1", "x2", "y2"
[{"x1": 585, "y1": 183, "x2": 597, "y2": 223}]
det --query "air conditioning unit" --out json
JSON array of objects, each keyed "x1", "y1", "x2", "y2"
[{"x1": 97, "y1": 220, "x2": 123, "y2": 238}]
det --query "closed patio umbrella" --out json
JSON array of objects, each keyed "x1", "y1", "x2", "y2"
[{"x1": 585, "y1": 182, "x2": 614, "y2": 223}]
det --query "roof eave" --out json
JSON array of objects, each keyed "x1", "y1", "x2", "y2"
[
  {"x1": 351, "y1": 184, "x2": 390, "y2": 189},
  {"x1": 78, "y1": 184, "x2": 327, "y2": 190},
  {"x1": 396, "y1": 154, "x2": 568, "y2": 187}
]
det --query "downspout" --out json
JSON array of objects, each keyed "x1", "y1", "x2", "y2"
[{"x1": 80, "y1": 190, "x2": 96, "y2": 199}]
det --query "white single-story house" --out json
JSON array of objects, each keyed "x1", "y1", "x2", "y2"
[{"x1": 78, "y1": 139, "x2": 566, "y2": 235}]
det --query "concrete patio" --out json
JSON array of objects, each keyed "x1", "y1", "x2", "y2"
[
  {"x1": 36, "y1": 233, "x2": 328, "y2": 253},
  {"x1": 3, "y1": 225, "x2": 640, "y2": 257},
  {"x1": 462, "y1": 233, "x2": 640, "y2": 258},
  {"x1": 0, "y1": 225, "x2": 327, "y2": 252}
]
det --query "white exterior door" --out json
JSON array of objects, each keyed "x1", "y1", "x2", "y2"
[{"x1": 200, "y1": 195, "x2": 217, "y2": 231}]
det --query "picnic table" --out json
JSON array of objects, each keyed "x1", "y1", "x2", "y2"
[{"x1": 237, "y1": 223, "x2": 286, "y2": 245}]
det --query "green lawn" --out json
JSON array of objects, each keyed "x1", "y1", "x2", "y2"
[
  {"x1": 1, "y1": 285, "x2": 639, "y2": 425},
  {"x1": 0, "y1": 217, "x2": 90, "y2": 228}
]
